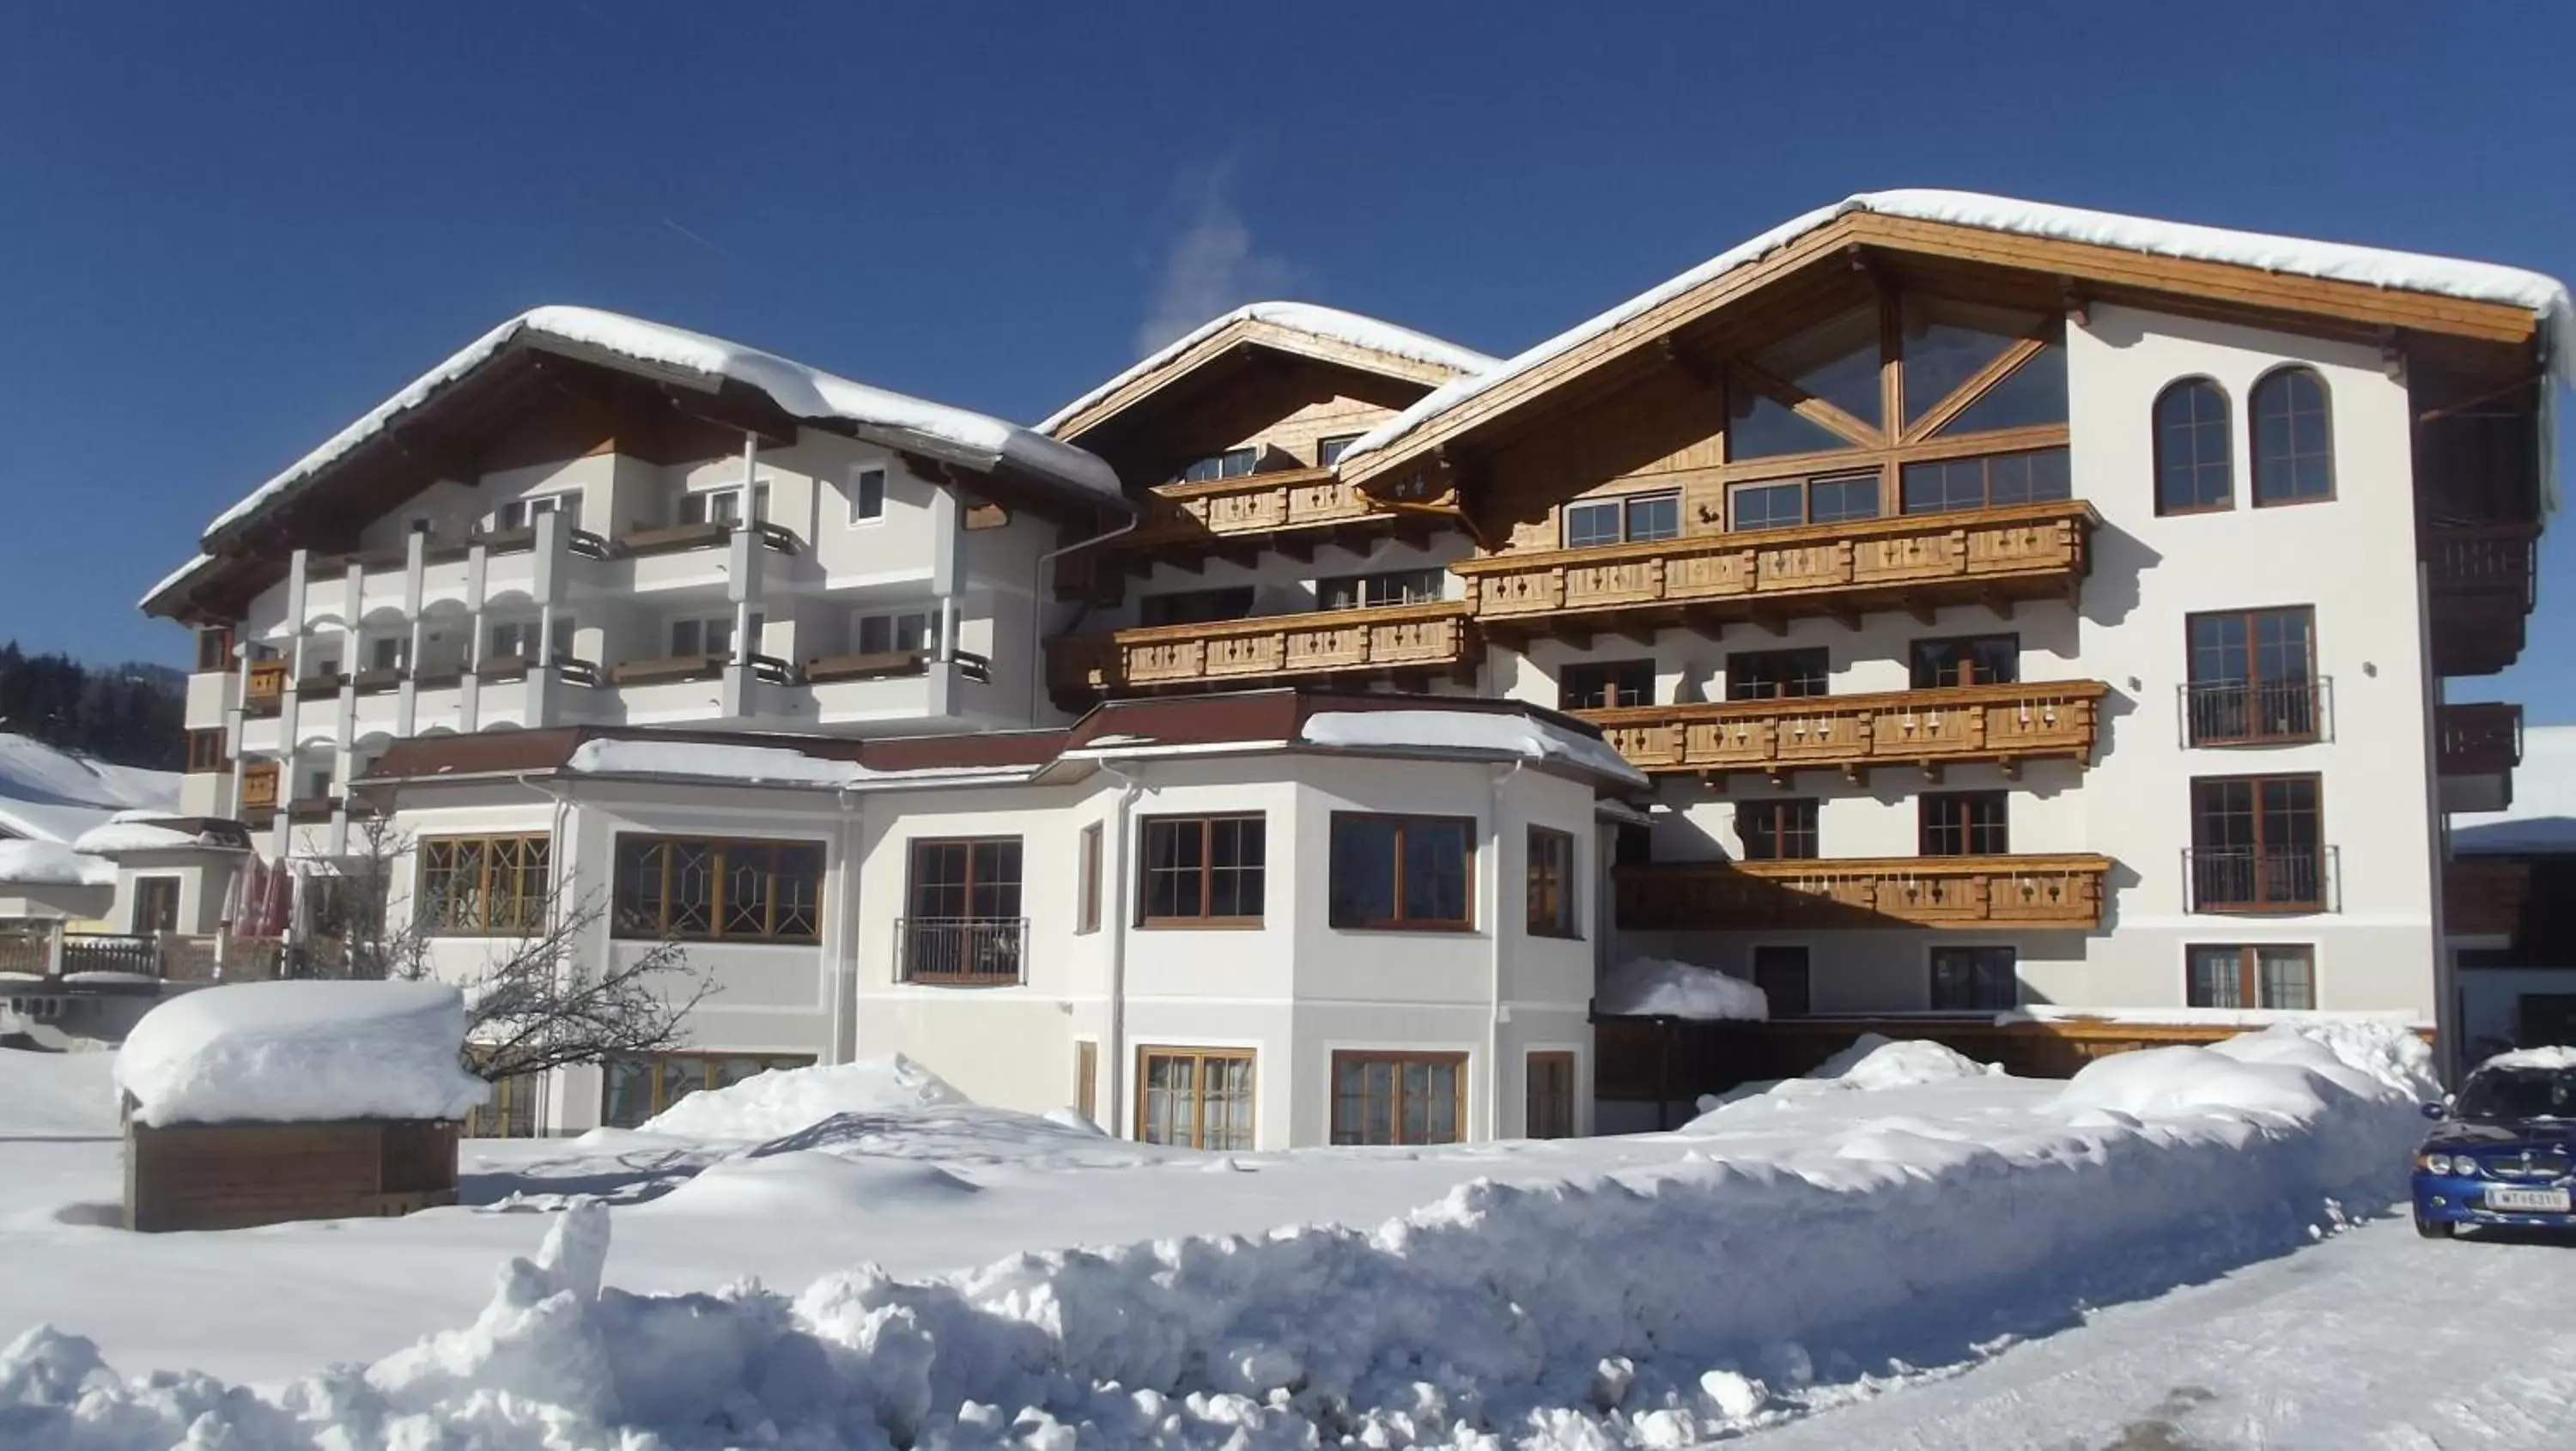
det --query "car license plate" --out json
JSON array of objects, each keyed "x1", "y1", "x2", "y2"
[{"x1": 2484, "y1": 1187, "x2": 2572, "y2": 1213}]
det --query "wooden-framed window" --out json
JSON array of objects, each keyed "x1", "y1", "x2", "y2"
[
  {"x1": 2189, "y1": 774, "x2": 2324, "y2": 913},
  {"x1": 1929, "y1": 944, "x2": 2017, "y2": 1011},
  {"x1": 2154, "y1": 378, "x2": 2234, "y2": 514},
  {"x1": 1315, "y1": 433, "x2": 1362, "y2": 467},
  {"x1": 418, "y1": 835, "x2": 552, "y2": 937},
  {"x1": 1562, "y1": 490, "x2": 1680, "y2": 549},
  {"x1": 2187, "y1": 944, "x2": 2317, "y2": 1010},
  {"x1": 1076, "y1": 823, "x2": 1103, "y2": 935},
  {"x1": 2251, "y1": 367, "x2": 2334, "y2": 507},
  {"x1": 1910, "y1": 634, "x2": 2018, "y2": 689},
  {"x1": 600, "y1": 1050, "x2": 813, "y2": 1129},
  {"x1": 1328, "y1": 813, "x2": 1473, "y2": 931},
  {"x1": 1919, "y1": 791, "x2": 2008, "y2": 856},
  {"x1": 1899, "y1": 446, "x2": 2070, "y2": 514},
  {"x1": 1136, "y1": 1046, "x2": 1255, "y2": 1150},
  {"x1": 1331, "y1": 1050, "x2": 1466, "y2": 1145},
  {"x1": 901, "y1": 837, "x2": 1024, "y2": 983},
  {"x1": 195, "y1": 626, "x2": 234, "y2": 672},
  {"x1": 849, "y1": 465, "x2": 888, "y2": 524},
  {"x1": 1727, "y1": 647, "x2": 1830, "y2": 701},
  {"x1": 1526, "y1": 826, "x2": 1578, "y2": 938},
  {"x1": 1752, "y1": 944, "x2": 1812, "y2": 1017},
  {"x1": 611, "y1": 836, "x2": 823, "y2": 942},
  {"x1": 1525, "y1": 1051, "x2": 1577, "y2": 1139},
  {"x1": 185, "y1": 729, "x2": 228, "y2": 773},
  {"x1": 1181, "y1": 446, "x2": 1257, "y2": 483},
  {"x1": 2185, "y1": 606, "x2": 2318, "y2": 745},
  {"x1": 464, "y1": 1069, "x2": 545, "y2": 1138},
  {"x1": 1317, "y1": 568, "x2": 1444, "y2": 610},
  {"x1": 1737, "y1": 798, "x2": 1820, "y2": 861},
  {"x1": 1139, "y1": 586, "x2": 1255, "y2": 628},
  {"x1": 1139, "y1": 814, "x2": 1266, "y2": 925},
  {"x1": 1727, "y1": 471, "x2": 1880, "y2": 532},
  {"x1": 1559, "y1": 659, "x2": 1655, "y2": 711},
  {"x1": 132, "y1": 877, "x2": 181, "y2": 935},
  {"x1": 1074, "y1": 1040, "x2": 1099, "y2": 1124}
]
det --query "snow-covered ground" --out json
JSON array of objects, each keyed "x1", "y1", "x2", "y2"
[
  {"x1": 0, "y1": 1024, "x2": 2542, "y2": 1449},
  {"x1": 0, "y1": 732, "x2": 179, "y2": 845}
]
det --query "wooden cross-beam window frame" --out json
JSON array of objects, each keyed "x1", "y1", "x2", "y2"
[
  {"x1": 418, "y1": 833, "x2": 553, "y2": 938},
  {"x1": 611, "y1": 835, "x2": 826, "y2": 944},
  {"x1": 1134, "y1": 1045, "x2": 1255, "y2": 1150}
]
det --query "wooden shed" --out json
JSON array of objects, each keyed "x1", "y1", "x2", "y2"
[{"x1": 124, "y1": 1114, "x2": 460, "y2": 1232}]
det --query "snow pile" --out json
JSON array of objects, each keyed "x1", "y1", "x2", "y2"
[
  {"x1": 2475, "y1": 1044, "x2": 2576, "y2": 1072},
  {"x1": 70, "y1": 817, "x2": 235, "y2": 856},
  {"x1": 0, "y1": 839, "x2": 116, "y2": 889},
  {"x1": 1301, "y1": 708, "x2": 1649, "y2": 790},
  {"x1": 1689, "y1": 1034, "x2": 1995, "y2": 1118},
  {"x1": 0, "y1": 1047, "x2": 119, "y2": 1138},
  {"x1": 4, "y1": 1023, "x2": 2442, "y2": 1449},
  {"x1": 1595, "y1": 956, "x2": 1768, "y2": 1021},
  {"x1": 1342, "y1": 187, "x2": 2575, "y2": 466},
  {"x1": 635, "y1": 1054, "x2": 971, "y2": 1141},
  {"x1": 112, "y1": 981, "x2": 489, "y2": 1126},
  {"x1": 0, "y1": 733, "x2": 179, "y2": 847}
]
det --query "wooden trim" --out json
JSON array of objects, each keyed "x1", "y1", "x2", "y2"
[
  {"x1": 1525, "y1": 825, "x2": 1580, "y2": 938},
  {"x1": 1902, "y1": 334, "x2": 2050, "y2": 444},
  {"x1": 609, "y1": 834, "x2": 825, "y2": 944},
  {"x1": 417, "y1": 833, "x2": 554, "y2": 938},
  {"x1": 2186, "y1": 943, "x2": 2317, "y2": 1010},
  {"x1": 1050, "y1": 315, "x2": 1467, "y2": 442},
  {"x1": 1616, "y1": 853, "x2": 2114, "y2": 932},
  {"x1": 1133, "y1": 1044, "x2": 1257, "y2": 1150},
  {"x1": 1710, "y1": 424, "x2": 2069, "y2": 483},
  {"x1": 1049, "y1": 599, "x2": 1477, "y2": 695},
  {"x1": 1730, "y1": 359, "x2": 1884, "y2": 449},
  {"x1": 1330, "y1": 811, "x2": 1478, "y2": 932},
  {"x1": 1453, "y1": 498, "x2": 2093, "y2": 576}
]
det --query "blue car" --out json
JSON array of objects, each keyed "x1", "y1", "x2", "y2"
[{"x1": 2412, "y1": 1049, "x2": 2576, "y2": 1239}]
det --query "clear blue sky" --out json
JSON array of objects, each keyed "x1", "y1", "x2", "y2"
[{"x1": 4, "y1": 3, "x2": 2570, "y2": 715}]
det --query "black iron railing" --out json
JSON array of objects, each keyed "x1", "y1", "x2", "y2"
[
  {"x1": 896, "y1": 916, "x2": 1028, "y2": 986},
  {"x1": 2186, "y1": 847, "x2": 2336, "y2": 914},
  {"x1": 2179, "y1": 678, "x2": 2327, "y2": 746}
]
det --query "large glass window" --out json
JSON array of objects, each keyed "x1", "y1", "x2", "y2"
[
  {"x1": 1726, "y1": 473, "x2": 1880, "y2": 533},
  {"x1": 1726, "y1": 647, "x2": 1830, "y2": 701},
  {"x1": 1137, "y1": 1047, "x2": 1255, "y2": 1150},
  {"x1": 1929, "y1": 945, "x2": 2018, "y2": 1011},
  {"x1": 419, "y1": 835, "x2": 551, "y2": 937},
  {"x1": 612, "y1": 836, "x2": 823, "y2": 942},
  {"x1": 1910, "y1": 634, "x2": 2019, "y2": 689},
  {"x1": 1900, "y1": 448, "x2": 2070, "y2": 514},
  {"x1": 2251, "y1": 367, "x2": 2334, "y2": 506},
  {"x1": 1139, "y1": 815, "x2": 1266, "y2": 924},
  {"x1": 1559, "y1": 659, "x2": 1656, "y2": 711},
  {"x1": 600, "y1": 1051, "x2": 814, "y2": 1129},
  {"x1": 1181, "y1": 446, "x2": 1257, "y2": 483},
  {"x1": 902, "y1": 838, "x2": 1025, "y2": 983},
  {"x1": 1526, "y1": 826, "x2": 1577, "y2": 938},
  {"x1": 1737, "y1": 798, "x2": 1820, "y2": 861},
  {"x1": 1919, "y1": 791, "x2": 2009, "y2": 856},
  {"x1": 1331, "y1": 1051, "x2": 1464, "y2": 1146},
  {"x1": 2189, "y1": 775, "x2": 2324, "y2": 912},
  {"x1": 2154, "y1": 379, "x2": 2234, "y2": 514},
  {"x1": 2187, "y1": 944, "x2": 2317, "y2": 1009},
  {"x1": 1562, "y1": 491, "x2": 1680, "y2": 549},
  {"x1": 2185, "y1": 607, "x2": 2318, "y2": 744},
  {"x1": 1138, "y1": 587, "x2": 1255, "y2": 628},
  {"x1": 1329, "y1": 814, "x2": 1473, "y2": 930}
]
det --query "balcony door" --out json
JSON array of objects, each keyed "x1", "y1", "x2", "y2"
[
  {"x1": 2186, "y1": 607, "x2": 2317, "y2": 744},
  {"x1": 2190, "y1": 775, "x2": 2324, "y2": 912},
  {"x1": 902, "y1": 837, "x2": 1024, "y2": 983}
]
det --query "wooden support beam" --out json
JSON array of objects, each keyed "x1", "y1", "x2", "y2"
[
  {"x1": 1393, "y1": 520, "x2": 1433, "y2": 550},
  {"x1": 1612, "y1": 621, "x2": 1662, "y2": 647},
  {"x1": 1680, "y1": 615, "x2": 1725, "y2": 643},
  {"x1": 1277, "y1": 536, "x2": 1315, "y2": 564},
  {"x1": 1999, "y1": 756, "x2": 2021, "y2": 781},
  {"x1": 1981, "y1": 588, "x2": 2015, "y2": 621},
  {"x1": 1831, "y1": 608, "x2": 1862, "y2": 633},
  {"x1": 1920, "y1": 760, "x2": 1945, "y2": 785},
  {"x1": 1562, "y1": 624, "x2": 1595, "y2": 652},
  {"x1": 1907, "y1": 599, "x2": 1939, "y2": 626},
  {"x1": 1698, "y1": 769, "x2": 1729, "y2": 795},
  {"x1": 1753, "y1": 613, "x2": 1789, "y2": 638},
  {"x1": 1658, "y1": 334, "x2": 1722, "y2": 393},
  {"x1": 1842, "y1": 762, "x2": 1865, "y2": 786}
]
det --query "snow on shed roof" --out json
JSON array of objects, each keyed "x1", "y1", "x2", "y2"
[
  {"x1": 2454, "y1": 723, "x2": 2576, "y2": 854},
  {"x1": 191, "y1": 303, "x2": 1124, "y2": 551},
  {"x1": 1341, "y1": 188, "x2": 2576, "y2": 467},
  {"x1": 0, "y1": 839, "x2": 118, "y2": 889},
  {"x1": 114, "y1": 980, "x2": 489, "y2": 1127},
  {"x1": 0, "y1": 732, "x2": 181, "y2": 846},
  {"x1": 1037, "y1": 301, "x2": 1499, "y2": 435}
]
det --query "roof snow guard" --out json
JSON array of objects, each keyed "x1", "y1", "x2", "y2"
[
  {"x1": 1339, "y1": 188, "x2": 2576, "y2": 472},
  {"x1": 147, "y1": 306, "x2": 1128, "y2": 614}
]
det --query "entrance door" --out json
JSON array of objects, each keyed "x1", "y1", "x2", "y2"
[{"x1": 133, "y1": 877, "x2": 181, "y2": 934}]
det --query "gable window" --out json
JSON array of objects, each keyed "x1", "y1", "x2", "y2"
[
  {"x1": 612, "y1": 836, "x2": 823, "y2": 942},
  {"x1": 1315, "y1": 434, "x2": 1361, "y2": 467},
  {"x1": 196, "y1": 627, "x2": 234, "y2": 672},
  {"x1": 855, "y1": 607, "x2": 935, "y2": 656},
  {"x1": 419, "y1": 835, "x2": 551, "y2": 937},
  {"x1": 1728, "y1": 306, "x2": 1884, "y2": 460},
  {"x1": 1139, "y1": 586, "x2": 1255, "y2": 628},
  {"x1": 1559, "y1": 659, "x2": 1655, "y2": 711},
  {"x1": 849, "y1": 466, "x2": 888, "y2": 524},
  {"x1": 1526, "y1": 826, "x2": 1578, "y2": 938},
  {"x1": 678, "y1": 483, "x2": 769, "y2": 526},
  {"x1": 1318, "y1": 568, "x2": 1444, "y2": 610},
  {"x1": 1181, "y1": 446, "x2": 1257, "y2": 483},
  {"x1": 1331, "y1": 1050, "x2": 1465, "y2": 1145},
  {"x1": 1929, "y1": 945, "x2": 2017, "y2": 1011},
  {"x1": 1737, "y1": 798, "x2": 1820, "y2": 861},
  {"x1": 2154, "y1": 379, "x2": 2234, "y2": 514},
  {"x1": 185, "y1": 729, "x2": 228, "y2": 773},
  {"x1": 1562, "y1": 490, "x2": 1680, "y2": 549},
  {"x1": 1900, "y1": 447, "x2": 2070, "y2": 514},
  {"x1": 1330, "y1": 813, "x2": 1473, "y2": 930},
  {"x1": 901, "y1": 837, "x2": 1025, "y2": 984},
  {"x1": 2187, "y1": 944, "x2": 2316, "y2": 1010},
  {"x1": 1727, "y1": 647, "x2": 1830, "y2": 701},
  {"x1": 2190, "y1": 774, "x2": 2324, "y2": 913},
  {"x1": 1901, "y1": 299, "x2": 2068, "y2": 434},
  {"x1": 1910, "y1": 634, "x2": 2019, "y2": 689},
  {"x1": 1139, "y1": 814, "x2": 1266, "y2": 925},
  {"x1": 1753, "y1": 944, "x2": 1812, "y2": 1017},
  {"x1": 1919, "y1": 791, "x2": 2008, "y2": 856},
  {"x1": 2185, "y1": 607, "x2": 2318, "y2": 745},
  {"x1": 1138, "y1": 1047, "x2": 1255, "y2": 1150},
  {"x1": 2251, "y1": 367, "x2": 2334, "y2": 507}
]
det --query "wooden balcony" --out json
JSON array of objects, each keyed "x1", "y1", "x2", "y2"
[
  {"x1": 2425, "y1": 523, "x2": 2538, "y2": 676},
  {"x1": 1616, "y1": 853, "x2": 2113, "y2": 932},
  {"x1": 1048, "y1": 599, "x2": 1477, "y2": 700},
  {"x1": 2437, "y1": 701, "x2": 2523, "y2": 776},
  {"x1": 1450, "y1": 501, "x2": 2094, "y2": 641},
  {"x1": 245, "y1": 660, "x2": 287, "y2": 716},
  {"x1": 240, "y1": 762, "x2": 279, "y2": 813},
  {"x1": 1582, "y1": 681, "x2": 2104, "y2": 783},
  {"x1": 2445, "y1": 856, "x2": 2530, "y2": 938},
  {"x1": 1095, "y1": 467, "x2": 1458, "y2": 575}
]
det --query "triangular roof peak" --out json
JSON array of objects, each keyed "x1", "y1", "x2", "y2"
[
  {"x1": 1039, "y1": 301, "x2": 1498, "y2": 441},
  {"x1": 1338, "y1": 188, "x2": 2573, "y2": 483}
]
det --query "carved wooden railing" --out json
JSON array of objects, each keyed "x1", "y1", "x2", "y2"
[
  {"x1": 1451, "y1": 501, "x2": 2094, "y2": 628},
  {"x1": 1125, "y1": 467, "x2": 1383, "y2": 546},
  {"x1": 240, "y1": 762, "x2": 280, "y2": 812},
  {"x1": 2424, "y1": 523, "x2": 2538, "y2": 607},
  {"x1": 2444, "y1": 857, "x2": 2530, "y2": 938},
  {"x1": 1581, "y1": 681, "x2": 2104, "y2": 779},
  {"x1": 2437, "y1": 701, "x2": 2523, "y2": 776},
  {"x1": 1048, "y1": 599, "x2": 1476, "y2": 695},
  {"x1": 245, "y1": 660, "x2": 289, "y2": 714},
  {"x1": 1615, "y1": 853, "x2": 2113, "y2": 932}
]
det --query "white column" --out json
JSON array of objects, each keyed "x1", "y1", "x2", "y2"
[
  {"x1": 463, "y1": 539, "x2": 488, "y2": 732},
  {"x1": 398, "y1": 530, "x2": 427, "y2": 738}
]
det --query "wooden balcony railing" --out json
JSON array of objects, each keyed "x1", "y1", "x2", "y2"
[
  {"x1": 245, "y1": 660, "x2": 288, "y2": 714},
  {"x1": 1126, "y1": 467, "x2": 1382, "y2": 546},
  {"x1": 1048, "y1": 599, "x2": 1477, "y2": 696},
  {"x1": 1616, "y1": 853, "x2": 2113, "y2": 932},
  {"x1": 2445, "y1": 857, "x2": 2530, "y2": 938},
  {"x1": 2437, "y1": 701, "x2": 2523, "y2": 776},
  {"x1": 2425, "y1": 523, "x2": 2539, "y2": 607},
  {"x1": 1581, "y1": 681, "x2": 2104, "y2": 780},
  {"x1": 1450, "y1": 501, "x2": 2093, "y2": 637},
  {"x1": 240, "y1": 762, "x2": 280, "y2": 812}
]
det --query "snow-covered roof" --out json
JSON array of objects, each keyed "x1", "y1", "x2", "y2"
[
  {"x1": 114, "y1": 980, "x2": 490, "y2": 1127},
  {"x1": 1037, "y1": 301, "x2": 1499, "y2": 435},
  {"x1": 1297, "y1": 708, "x2": 1649, "y2": 790},
  {"x1": 0, "y1": 733, "x2": 180, "y2": 847},
  {"x1": 2477, "y1": 1045, "x2": 2576, "y2": 1072},
  {"x1": 1595, "y1": 957, "x2": 1770, "y2": 1021},
  {"x1": 1340, "y1": 188, "x2": 2576, "y2": 468},
  {"x1": 170, "y1": 305, "x2": 1124, "y2": 589},
  {"x1": 2453, "y1": 723, "x2": 2576, "y2": 854},
  {"x1": 0, "y1": 839, "x2": 118, "y2": 889},
  {"x1": 564, "y1": 738, "x2": 1037, "y2": 791},
  {"x1": 72, "y1": 816, "x2": 245, "y2": 856}
]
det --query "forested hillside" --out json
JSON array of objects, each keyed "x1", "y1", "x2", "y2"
[{"x1": 0, "y1": 642, "x2": 185, "y2": 770}]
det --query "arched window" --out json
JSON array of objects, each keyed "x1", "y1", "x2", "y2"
[
  {"x1": 2251, "y1": 367, "x2": 2334, "y2": 506},
  {"x1": 2154, "y1": 379, "x2": 2233, "y2": 514}
]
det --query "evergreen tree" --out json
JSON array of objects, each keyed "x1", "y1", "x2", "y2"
[{"x1": 0, "y1": 641, "x2": 185, "y2": 770}]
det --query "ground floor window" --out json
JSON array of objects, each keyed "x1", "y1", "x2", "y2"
[
  {"x1": 1135, "y1": 1047, "x2": 1254, "y2": 1150},
  {"x1": 1526, "y1": 1051, "x2": 1577, "y2": 1139},
  {"x1": 1929, "y1": 945, "x2": 2018, "y2": 1011},
  {"x1": 600, "y1": 1050, "x2": 815, "y2": 1129},
  {"x1": 1753, "y1": 944, "x2": 1812, "y2": 1017},
  {"x1": 1075, "y1": 1040, "x2": 1099, "y2": 1125},
  {"x1": 465, "y1": 1071, "x2": 544, "y2": 1138},
  {"x1": 1332, "y1": 1050, "x2": 1466, "y2": 1146},
  {"x1": 2186, "y1": 944, "x2": 2315, "y2": 1009}
]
